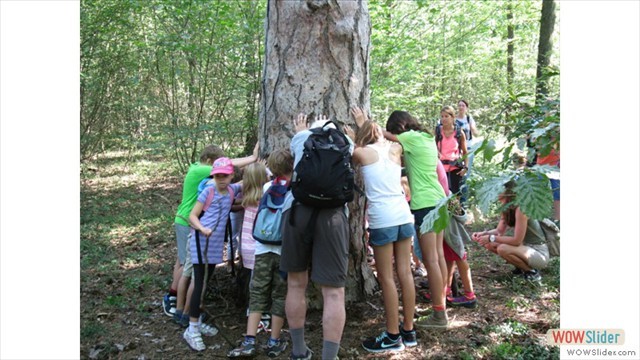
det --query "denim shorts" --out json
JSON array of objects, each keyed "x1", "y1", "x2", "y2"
[
  {"x1": 412, "y1": 206, "x2": 436, "y2": 236},
  {"x1": 368, "y1": 223, "x2": 416, "y2": 247}
]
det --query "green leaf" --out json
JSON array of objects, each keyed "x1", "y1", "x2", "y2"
[
  {"x1": 482, "y1": 139, "x2": 497, "y2": 162},
  {"x1": 476, "y1": 174, "x2": 513, "y2": 214},
  {"x1": 514, "y1": 172, "x2": 554, "y2": 219},
  {"x1": 420, "y1": 195, "x2": 451, "y2": 234}
]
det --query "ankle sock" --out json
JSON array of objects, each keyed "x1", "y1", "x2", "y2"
[
  {"x1": 433, "y1": 304, "x2": 445, "y2": 312},
  {"x1": 244, "y1": 335, "x2": 256, "y2": 345},
  {"x1": 169, "y1": 289, "x2": 177, "y2": 296},
  {"x1": 268, "y1": 337, "x2": 279, "y2": 346},
  {"x1": 387, "y1": 332, "x2": 400, "y2": 340},
  {"x1": 464, "y1": 291, "x2": 475, "y2": 299},
  {"x1": 188, "y1": 321, "x2": 199, "y2": 334}
]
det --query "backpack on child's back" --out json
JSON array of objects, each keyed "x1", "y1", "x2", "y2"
[{"x1": 252, "y1": 177, "x2": 289, "y2": 245}]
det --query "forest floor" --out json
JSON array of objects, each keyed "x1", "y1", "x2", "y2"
[{"x1": 81, "y1": 151, "x2": 560, "y2": 360}]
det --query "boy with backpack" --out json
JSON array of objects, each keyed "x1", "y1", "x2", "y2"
[
  {"x1": 280, "y1": 113, "x2": 355, "y2": 360},
  {"x1": 227, "y1": 149, "x2": 294, "y2": 358}
]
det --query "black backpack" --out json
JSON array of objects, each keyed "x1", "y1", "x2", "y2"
[
  {"x1": 291, "y1": 121, "x2": 355, "y2": 208},
  {"x1": 435, "y1": 122, "x2": 463, "y2": 146}
]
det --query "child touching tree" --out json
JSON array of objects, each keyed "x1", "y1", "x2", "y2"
[{"x1": 228, "y1": 149, "x2": 293, "y2": 358}]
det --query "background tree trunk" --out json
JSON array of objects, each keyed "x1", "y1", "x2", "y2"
[
  {"x1": 535, "y1": 0, "x2": 556, "y2": 102},
  {"x1": 258, "y1": 0, "x2": 376, "y2": 308},
  {"x1": 506, "y1": 1, "x2": 514, "y2": 90}
]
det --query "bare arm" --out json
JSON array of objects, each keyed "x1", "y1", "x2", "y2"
[
  {"x1": 474, "y1": 209, "x2": 527, "y2": 247},
  {"x1": 189, "y1": 201, "x2": 212, "y2": 237},
  {"x1": 383, "y1": 130, "x2": 399, "y2": 143},
  {"x1": 457, "y1": 133, "x2": 469, "y2": 176},
  {"x1": 231, "y1": 142, "x2": 259, "y2": 168}
]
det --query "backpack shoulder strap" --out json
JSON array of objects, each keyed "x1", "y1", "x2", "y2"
[{"x1": 202, "y1": 186, "x2": 216, "y2": 212}]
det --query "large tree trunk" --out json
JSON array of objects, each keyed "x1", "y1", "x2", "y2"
[
  {"x1": 506, "y1": 1, "x2": 514, "y2": 90},
  {"x1": 258, "y1": 0, "x2": 376, "y2": 308},
  {"x1": 535, "y1": 0, "x2": 556, "y2": 102}
]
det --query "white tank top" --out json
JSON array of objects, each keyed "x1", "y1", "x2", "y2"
[{"x1": 361, "y1": 144, "x2": 414, "y2": 229}]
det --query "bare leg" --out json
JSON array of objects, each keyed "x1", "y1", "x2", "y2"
[
  {"x1": 497, "y1": 245, "x2": 532, "y2": 271},
  {"x1": 393, "y1": 237, "x2": 415, "y2": 331},
  {"x1": 321, "y1": 286, "x2": 345, "y2": 343},
  {"x1": 285, "y1": 271, "x2": 308, "y2": 329},
  {"x1": 245, "y1": 312, "x2": 262, "y2": 337},
  {"x1": 270, "y1": 315, "x2": 285, "y2": 340},
  {"x1": 419, "y1": 231, "x2": 445, "y2": 308},
  {"x1": 372, "y1": 243, "x2": 399, "y2": 334},
  {"x1": 436, "y1": 231, "x2": 448, "y2": 306},
  {"x1": 171, "y1": 258, "x2": 182, "y2": 291},
  {"x1": 455, "y1": 259, "x2": 474, "y2": 294},
  {"x1": 446, "y1": 261, "x2": 455, "y2": 292},
  {"x1": 176, "y1": 275, "x2": 191, "y2": 312}
]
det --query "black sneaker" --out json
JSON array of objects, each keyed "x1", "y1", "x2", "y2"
[
  {"x1": 362, "y1": 331, "x2": 405, "y2": 353},
  {"x1": 523, "y1": 269, "x2": 541, "y2": 281},
  {"x1": 399, "y1": 323, "x2": 417, "y2": 347},
  {"x1": 511, "y1": 267, "x2": 524, "y2": 275}
]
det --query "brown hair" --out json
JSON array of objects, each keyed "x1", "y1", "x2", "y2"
[
  {"x1": 241, "y1": 163, "x2": 269, "y2": 208},
  {"x1": 199, "y1": 144, "x2": 224, "y2": 164},
  {"x1": 267, "y1": 148, "x2": 294, "y2": 177},
  {"x1": 386, "y1": 110, "x2": 428, "y2": 135},
  {"x1": 500, "y1": 180, "x2": 517, "y2": 227},
  {"x1": 355, "y1": 120, "x2": 379, "y2": 147}
]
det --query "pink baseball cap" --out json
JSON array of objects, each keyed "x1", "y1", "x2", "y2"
[{"x1": 211, "y1": 157, "x2": 234, "y2": 175}]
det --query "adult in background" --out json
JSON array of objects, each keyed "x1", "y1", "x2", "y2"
[
  {"x1": 456, "y1": 100, "x2": 479, "y2": 203},
  {"x1": 436, "y1": 106, "x2": 468, "y2": 197}
]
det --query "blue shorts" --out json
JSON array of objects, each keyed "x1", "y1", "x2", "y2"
[
  {"x1": 550, "y1": 179, "x2": 560, "y2": 201},
  {"x1": 368, "y1": 223, "x2": 415, "y2": 247}
]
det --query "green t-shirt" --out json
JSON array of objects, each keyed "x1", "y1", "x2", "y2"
[
  {"x1": 397, "y1": 130, "x2": 446, "y2": 209},
  {"x1": 174, "y1": 162, "x2": 213, "y2": 226}
]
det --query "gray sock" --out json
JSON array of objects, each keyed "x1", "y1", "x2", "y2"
[
  {"x1": 322, "y1": 340, "x2": 340, "y2": 360},
  {"x1": 290, "y1": 327, "x2": 306, "y2": 356}
]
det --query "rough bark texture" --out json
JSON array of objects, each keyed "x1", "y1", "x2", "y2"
[
  {"x1": 258, "y1": 0, "x2": 376, "y2": 308},
  {"x1": 535, "y1": 0, "x2": 556, "y2": 101}
]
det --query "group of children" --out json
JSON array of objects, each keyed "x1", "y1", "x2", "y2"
[{"x1": 158, "y1": 100, "x2": 556, "y2": 357}]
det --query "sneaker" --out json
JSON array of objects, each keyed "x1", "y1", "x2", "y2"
[
  {"x1": 362, "y1": 331, "x2": 405, "y2": 353},
  {"x1": 523, "y1": 269, "x2": 542, "y2": 281},
  {"x1": 511, "y1": 267, "x2": 524, "y2": 275},
  {"x1": 447, "y1": 295, "x2": 477, "y2": 309},
  {"x1": 290, "y1": 347, "x2": 313, "y2": 360},
  {"x1": 163, "y1": 294, "x2": 177, "y2": 317},
  {"x1": 183, "y1": 329, "x2": 206, "y2": 351},
  {"x1": 228, "y1": 340, "x2": 257, "y2": 358},
  {"x1": 415, "y1": 311, "x2": 448, "y2": 329},
  {"x1": 399, "y1": 322, "x2": 417, "y2": 347},
  {"x1": 199, "y1": 322, "x2": 219, "y2": 336},
  {"x1": 266, "y1": 339, "x2": 288, "y2": 357}
]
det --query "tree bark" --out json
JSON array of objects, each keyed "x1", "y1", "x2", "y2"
[
  {"x1": 258, "y1": 0, "x2": 376, "y2": 308},
  {"x1": 535, "y1": 0, "x2": 556, "y2": 102},
  {"x1": 506, "y1": 1, "x2": 514, "y2": 90}
]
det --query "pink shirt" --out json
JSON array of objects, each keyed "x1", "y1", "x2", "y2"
[
  {"x1": 438, "y1": 130, "x2": 461, "y2": 172},
  {"x1": 240, "y1": 206, "x2": 258, "y2": 270},
  {"x1": 436, "y1": 160, "x2": 450, "y2": 196}
]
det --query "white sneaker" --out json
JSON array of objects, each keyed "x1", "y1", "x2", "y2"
[
  {"x1": 199, "y1": 322, "x2": 218, "y2": 336},
  {"x1": 183, "y1": 329, "x2": 206, "y2": 351}
]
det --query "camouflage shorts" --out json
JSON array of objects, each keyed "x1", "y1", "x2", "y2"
[{"x1": 249, "y1": 252, "x2": 287, "y2": 317}]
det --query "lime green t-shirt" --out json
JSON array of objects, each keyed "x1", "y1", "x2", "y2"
[
  {"x1": 397, "y1": 130, "x2": 446, "y2": 209},
  {"x1": 174, "y1": 162, "x2": 213, "y2": 226}
]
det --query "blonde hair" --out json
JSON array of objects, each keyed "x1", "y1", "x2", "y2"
[
  {"x1": 241, "y1": 162, "x2": 269, "y2": 208},
  {"x1": 441, "y1": 105, "x2": 456, "y2": 119},
  {"x1": 355, "y1": 120, "x2": 379, "y2": 147}
]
